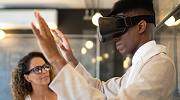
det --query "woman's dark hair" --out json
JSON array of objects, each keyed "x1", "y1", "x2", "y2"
[{"x1": 10, "y1": 51, "x2": 56, "y2": 100}]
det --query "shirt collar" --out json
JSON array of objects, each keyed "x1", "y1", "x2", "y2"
[{"x1": 132, "y1": 40, "x2": 156, "y2": 65}]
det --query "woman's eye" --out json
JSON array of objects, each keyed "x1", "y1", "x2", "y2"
[
  {"x1": 45, "y1": 67, "x2": 50, "y2": 71},
  {"x1": 34, "y1": 67, "x2": 41, "y2": 72}
]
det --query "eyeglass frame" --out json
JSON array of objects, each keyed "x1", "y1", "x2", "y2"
[{"x1": 24, "y1": 63, "x2": 51, "y2": 75}]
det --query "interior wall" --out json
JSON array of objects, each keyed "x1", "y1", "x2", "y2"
[{"x1": 57, "y1": 9, "x2": 110, "y2": 34}]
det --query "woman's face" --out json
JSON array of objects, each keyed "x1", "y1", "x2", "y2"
[{"x1": 24, "y1": 57, "x2": 50, "y2": 86}]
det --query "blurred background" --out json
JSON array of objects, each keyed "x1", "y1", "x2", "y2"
[{"x1": 0, "y1": 0, "x2": 180, "y2": 99}]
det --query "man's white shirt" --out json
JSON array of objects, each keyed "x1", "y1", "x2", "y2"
[{"x1": 126, "y1": 40, "x2": 156, "y2": 87}]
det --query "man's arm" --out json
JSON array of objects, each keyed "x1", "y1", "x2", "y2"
[
  {"x1": 31, "y1": 10, "x2": 67, "y2": 72},
  {"x1": 31, "y1": 10, "x2": 107, "y2": 100},
  {"x1": 49, "y1": 53, "x2": 176, "y2": 100},
  {"x1": 49, "y1": 64, "x2": 107, "y2": 100},
  {"x1": 53, "y1": 29, "x2": 123, "y2": 96}
]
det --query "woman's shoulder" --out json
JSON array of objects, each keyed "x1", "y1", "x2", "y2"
[
  {"x1": 25, "y1": 94, "x2": 61, "y2": 100},
  {"x1": 25, "y1": 94, "x2": 31, "y2": 100}
]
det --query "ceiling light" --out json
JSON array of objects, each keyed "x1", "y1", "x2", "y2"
[
  {"x1": 97, "y1": 56, "x2": 103, "y2": 62},
  {"x1": 165, "y1": 16, "x2": 175, "y2": 26},
  {"x1": 0, "y1": 30, "x2": 5, "y2": 39},
  {"x1": 85, "y1": 40, "x2": 93, "y2": 49},
  {"x1": 92, "y1": 12, "x2": 103, "y2": 26},
  {"x1": 123, "y1": 56, "x2": 131, "y2": 69},
  {"x1": 81, "y1": 47, "x2": 87, "y2": 55},
  {"x1": 103, "y1": 53, "x2": 109, "y2": 59},
  {"x1": 92, "y1": 58, "x2": 96, "y2": 63}
]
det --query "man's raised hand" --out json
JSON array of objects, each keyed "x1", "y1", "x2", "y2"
[{"x1": 31, "y1": 10, "x2": 67, "y2": 72}]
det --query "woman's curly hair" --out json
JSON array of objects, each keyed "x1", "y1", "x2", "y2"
[{"x1": 10, "y1": 51, "x2": 56, "y2": 100}]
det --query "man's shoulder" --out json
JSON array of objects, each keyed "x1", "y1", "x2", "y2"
[
  {"x1": 143, "y1": 50, "x2": 174, "y2": 70},
  {"x1": 148, "y1": 44, "x2": 173, "y2": 62},
  {"x1": 142, "y1": 44, "x2": 167, "y2": 62}
]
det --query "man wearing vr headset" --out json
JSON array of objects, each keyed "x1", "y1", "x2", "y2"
[{"x1": 31, "y1": 0, "x2": 176, "y2": 100}]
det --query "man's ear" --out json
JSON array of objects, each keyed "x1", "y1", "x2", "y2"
[
  {"x1": 24, "y1": 75, "x2": 31, "y2": 82},
  {"x1": 138, "y1": 20, "x2": 147, "y2": 34}
]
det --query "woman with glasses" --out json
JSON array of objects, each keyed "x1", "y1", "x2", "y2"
[{"x1": 10, "y1": 51, "x2": 62, "y2": 100}]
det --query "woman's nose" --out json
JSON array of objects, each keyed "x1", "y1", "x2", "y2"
[{"x1": 42, "y1": 68, "x2": 47, "y2": 74}]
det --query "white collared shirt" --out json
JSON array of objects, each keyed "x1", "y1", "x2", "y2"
[{"x1": 126, "y1": 40, "x2": 156, "y2": 87}]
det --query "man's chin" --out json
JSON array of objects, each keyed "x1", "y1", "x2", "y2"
[{"x1": 119, "y1": 50, "x2": 129, "y2": 55}]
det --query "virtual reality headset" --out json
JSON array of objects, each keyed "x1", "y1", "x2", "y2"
[{"x1": 98, "y1": 14, "x2": 156, "y2": 43}]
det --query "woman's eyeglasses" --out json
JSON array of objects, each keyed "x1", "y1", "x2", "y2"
[{"x1": 25, "y1": 63, "x2": 51, "y2": 75}]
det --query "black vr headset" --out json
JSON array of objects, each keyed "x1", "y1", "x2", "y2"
[{"x1": 98, "y1": 12, "x2": 156, "y2": 43}]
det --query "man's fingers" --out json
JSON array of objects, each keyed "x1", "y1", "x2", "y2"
[
  {"x1": 34, "y1": 10, "x2": 38, "y2": 18},
  {"x1": 31, "y1": 22, "x2": 41, "y2": 38},
  {"x1": 34, "y1": 10, "x2": 50, "y2": 36},
  {"x1": 54, "y1": 38, "x2": 61, "y2": 45},
  {"x1": 55, "y1": 29, "x2": 69, "y2": 43},
  {"x1": 55, "y1": 29, "x2": 65, "y2": 38},
  {"x1": 37, "y1": 11, "x2": 50, "y2": 31},
  {"x1": 53, "y1": 32, "x2": 63, "y2": 43},
  {"x1": 55, "y1": 41, "x2": 59, "y2": 45},
  {"x1": 58, "y1": 43, "x2": 67, "y2": 51}
]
